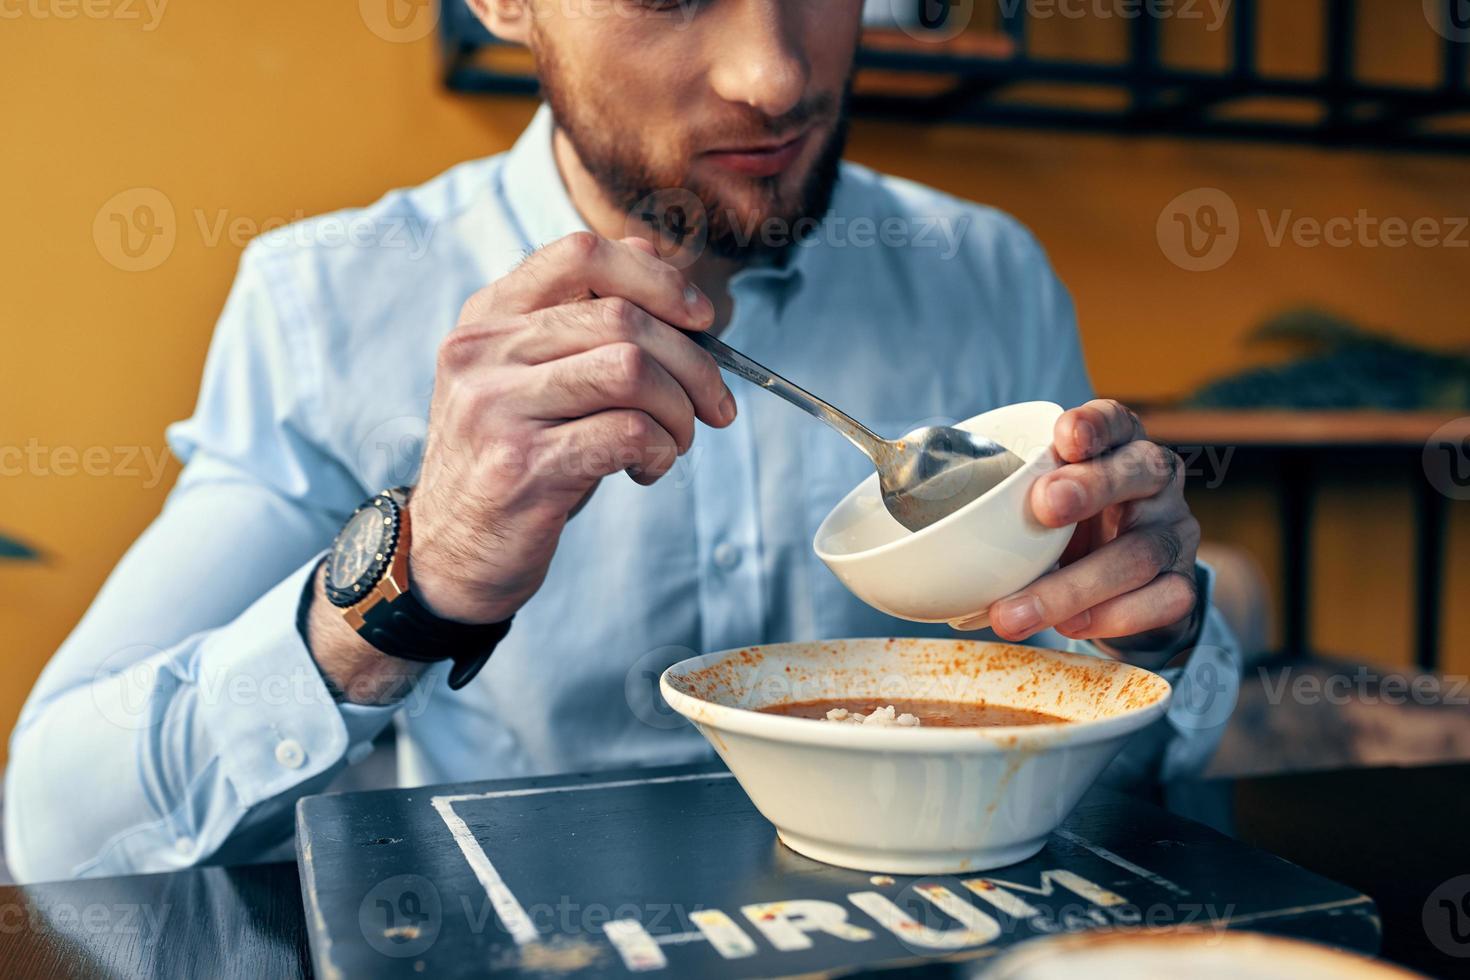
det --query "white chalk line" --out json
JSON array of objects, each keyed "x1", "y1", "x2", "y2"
[
  {"x1": 1053, "y1": 829, "x2": 1192, "y2": 897},
  {"x1": 431, "y1": 771, "x2": 735, "y2": 946}
]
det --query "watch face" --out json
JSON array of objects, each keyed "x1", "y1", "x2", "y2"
[{"x1": 325, "y1": 496, "x2": 397, "y2": 606}]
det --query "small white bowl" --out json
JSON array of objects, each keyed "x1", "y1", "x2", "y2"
[
  {"x1": 814, "y1": 401, "x2": 1073, "y2": 628},
  {"x1": 661, "y1": 637, "x2": 1172, "y2": 875}
]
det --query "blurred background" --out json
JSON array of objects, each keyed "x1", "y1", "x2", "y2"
[{"x1": 2, "y1": 0, "x2": 1468, "y2": 775}]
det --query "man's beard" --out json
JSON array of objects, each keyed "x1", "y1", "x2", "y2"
[{"x1": 536, "y1": 42, "x2": 850, "y2": 263}]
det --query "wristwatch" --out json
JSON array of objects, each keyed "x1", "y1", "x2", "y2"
[{"x1": 324, "y1": 487, "x2": 511, "y2": 690}]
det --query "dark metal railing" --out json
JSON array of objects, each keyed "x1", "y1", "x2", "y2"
[{"x1": 439, "y1": 0, "x2": 1470, "y2": 153}]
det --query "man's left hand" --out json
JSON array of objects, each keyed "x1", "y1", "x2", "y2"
[{"x1": 985, "y1": 399, "x2": 1203, "y2": 663}]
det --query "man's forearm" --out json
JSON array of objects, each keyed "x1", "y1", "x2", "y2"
[
  {"x1": 303, "y1": 561, "x2": 430, "y2": 705},
  {"x1": 6, "y1": 551, "x2": 389, "y2": 882}
]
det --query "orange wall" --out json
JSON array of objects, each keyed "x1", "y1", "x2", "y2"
[
  {"x1": 3, "y1": 2, "x2": 1467, "y2": 758},
  {"x1": 849, "y1": 120, "x2": 1470, "y2": 672}
]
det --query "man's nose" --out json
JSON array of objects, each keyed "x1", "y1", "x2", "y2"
[{"x1": 706, "y1": 2, "x2": 809, "y2": 118}]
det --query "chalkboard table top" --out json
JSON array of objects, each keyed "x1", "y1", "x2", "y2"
[
  {"x1": 295, "y1": 762, "x2": 1379, "y2": 979},
  {"x1": 3, "y1": 763, "x2": 1464, "y2": 979}
]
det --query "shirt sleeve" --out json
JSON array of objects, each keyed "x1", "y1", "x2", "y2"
[
  {"x1": 1035, "y1": 561, "x2": 1243, "y2": 785},
  {"x1": 3, "y1": 243, "x2": 409, "y2": 882}
]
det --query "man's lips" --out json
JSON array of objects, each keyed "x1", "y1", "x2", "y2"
[{"x1": 701, "y1": 130, "x2": 810, "y2": 178}]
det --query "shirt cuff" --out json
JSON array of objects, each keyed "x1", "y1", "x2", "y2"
[
  {"x1": 195, "y1": 557, "x2": 401, "y2": 808},
  {"x1": 1069, "y1": 561, "x2": 1242, "y2": 783},
  {"x1": 1155, "y1": 561, "x2": 1242, "y2": 779}
]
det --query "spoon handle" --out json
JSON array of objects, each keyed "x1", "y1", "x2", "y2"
[{"x1": 687, "y1": 331, "x2": 886, "y2": 460}]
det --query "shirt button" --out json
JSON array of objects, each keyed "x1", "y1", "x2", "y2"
[
  {"x1": 274, "y1": 739, "x2": 307, "y2": 769},
  {"x1": 175, "y1": 837, "x2": 193, "y2": 855},
  {"x1": 712, "y1": 542, "x2": 742, "y2": 570}
]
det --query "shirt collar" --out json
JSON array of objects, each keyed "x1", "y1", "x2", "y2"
[
  {"x1": 499, "y1": 103, "x2": 591, "y2": 251},
  {"x1": 500, "y1": 102, "x2": 812, "y2": 297}
]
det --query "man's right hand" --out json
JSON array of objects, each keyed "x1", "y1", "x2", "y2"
[{"x1": 405, "y1": 232, "x2": 734, "y2": 626}]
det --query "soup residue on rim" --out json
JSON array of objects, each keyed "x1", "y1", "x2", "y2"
[{"x1": 758, "y1": 698, "x2": 1069, "y2": 728}]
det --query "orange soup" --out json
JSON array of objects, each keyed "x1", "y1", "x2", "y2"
[{"x1": 759, "y1": 698, "x2": 1068, "y2": 728}]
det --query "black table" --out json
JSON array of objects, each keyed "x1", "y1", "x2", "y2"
[
  {"x1": 0, "y1": 860, "x2": 308, "y2": 979},
  {"x1": 2, "y1": 763, "x2": 1464, "y2": 979},
  {"x1": 1164, "y1": 762, "x2": 1470, "y2": 978}
]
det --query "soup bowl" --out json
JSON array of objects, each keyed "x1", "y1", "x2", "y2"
[
  {"x1": 661, "y1": 637, "x2": 1171, "y2": 874},
  {"x1": 814, "y1": 401, "x2": 1072, "y2": 628}
]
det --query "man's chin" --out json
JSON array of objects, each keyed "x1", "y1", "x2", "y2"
[
  {"x1": 696, "y1": 173, "x2": 838, "y2": 261},
  {"x1": 703, "y1": 201, "x2": 811, "y2": 261}
]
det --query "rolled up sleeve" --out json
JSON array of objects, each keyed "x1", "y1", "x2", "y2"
[
  {"x1": 4, "y1": 243, "x2": 407, "y2": 882},
  {"x1": 1154, "y1": 562, "x2": 1242, "y2": 780},
  {"x1": 1039, "y1": 561, "x2": 1242, "y2": 785}
]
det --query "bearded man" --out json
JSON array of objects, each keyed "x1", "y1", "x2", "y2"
[{"x1": 6, "y1": 0, "x2": 1238, "y2": 881}]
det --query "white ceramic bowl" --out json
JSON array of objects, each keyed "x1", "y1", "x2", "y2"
[
  {"x1": 814, "y1": 401, "x2": 1073, "y2": 628},
  {"x1": 661, "y1": 637, "x2": 1172, "y2": 875}
]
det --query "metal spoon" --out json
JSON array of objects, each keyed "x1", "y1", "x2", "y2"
[{"x1": 688, "y1": 332, "x2": 1025, "y2": 532}]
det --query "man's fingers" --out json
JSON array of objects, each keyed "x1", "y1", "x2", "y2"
[
  {"x1": 1054, "y1": 398, "x2": 1146, "y2": 463},
  {"x1": 621, "y1": 235, "x2": 662, "y2": 260},
  {"x1": 1053, "y1": 571, "x2": 1200, "y2": 642},
  {"x1": 528, "y1": 344, "x2": 700, "y2": 454},
  {"x1": 482, "y1": 232, "x2": 715, "y2": 331},
  {"x1": 1031, "y1": 439, "x2": 1182, "y2": 527},
  {"x1": 548, "y1": 409, "x2": 681, "y2": 486},
  {"x1": 988, "y1": 519, "x2": 1199, "y2": 641},
  {"x1": 505, "y1": 299, "x2": 733, "y2": 428}
]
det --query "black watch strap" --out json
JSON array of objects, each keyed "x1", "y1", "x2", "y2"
[
  {"x1": 325, "y1": 487, "x2": 513, "y2": 691},
  {"x1": 358, "y1": 592, "x2": 512, "y2": 691}
]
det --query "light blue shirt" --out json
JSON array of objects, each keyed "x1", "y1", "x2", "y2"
[{"x1": 6, "y1": 106, "x2": 1239, "y2": 882}]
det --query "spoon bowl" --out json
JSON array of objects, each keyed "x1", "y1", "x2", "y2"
[
  {"x1": 688, "y1": 332, "x2": 1024, "y2": 531},
  {"x1": 814, "y1": 401, "x2": 1073, "y2": 627},
  {"x1": 873, "y1": 424, "x2": 1026, "y2": 531}
]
